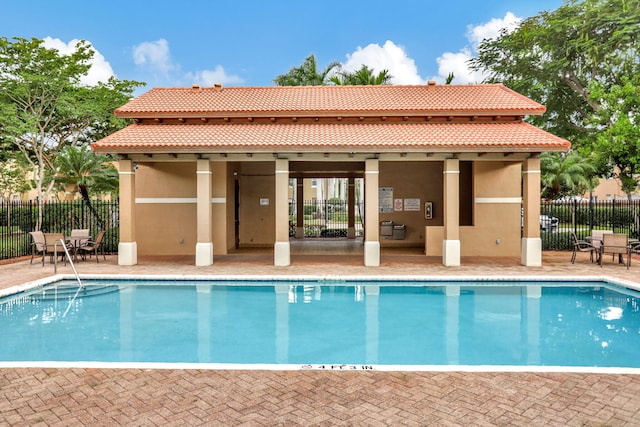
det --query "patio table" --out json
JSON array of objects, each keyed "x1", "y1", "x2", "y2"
[{"x1": 65, "y1": 235, "x2": 90, "y2": 262}]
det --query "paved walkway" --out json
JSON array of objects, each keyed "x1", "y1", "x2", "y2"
[{"x1": 1, "y1": 250, "x2": 640, "y2": 426}]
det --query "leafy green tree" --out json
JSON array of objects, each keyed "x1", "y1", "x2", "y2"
[
  {"x1": 329, "y1": 65, "x2": 392, "y2": 85},
  {"x1": 0, "y1": 37, "x2": 142, "y2": 229},
  {"x1": 274, "y1": 54, "x2": 340, "y2": 86},
  {"x1": 589, "y1": 75, "x2": 640, "y2": 199},
  {"x1": 469, "y1": 0, "x2": 640, "y2": 192},
  {"x1": 540, "y1": 152, "x2": 596, "y2": 200}
]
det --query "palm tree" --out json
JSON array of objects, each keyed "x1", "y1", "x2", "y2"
[
  {"x1": 445, "y1": 72, "x2": 455, "y2": 84},
  {"x1": 329, "y1": 65, "x2": 393, "y2": 85},
  {"x1": 540, "y1": 152, "x2": 596, "y2": 200},
  {"x1": 274, "y1": 54, "x2": 341, "y2": 86},
  {"x1": 54, "y1": 145, "x2": 118, "y2": 228}
]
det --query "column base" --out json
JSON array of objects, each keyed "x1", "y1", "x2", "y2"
[
  {"x1": 442, "y1": 239, "x2": 460, "y2": 267},
  {"x1": 118, "y1": 242, "x2": 138, "y2": 266},
  {"x1": 521, "y1": 237, "x2": 542, "y2": 266},
  {"x1": 364, "y1": 241, "x2": 380, "y2": 267},
  {"x1": 195, "y1": 242, "x2": 214, "y2": 266},
  {"x1": 274, "y1": 241, "x2": 290, "y2": 266}
]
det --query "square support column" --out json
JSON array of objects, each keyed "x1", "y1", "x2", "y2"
[
  {"x1": 521, "y1": 156, "x2": 542, "y2": 266},
  {"x1": 443, "y1": 159, "x2": 460, "y2": 266},
  {"x1": 364, "y1": 159, "x2": 380, "y2": 266},
  {"x1": 274, "y1": 159, "x2": 290, "y2": 266},
  {"x1": 118, "y1": 159, "x2": 137, "y2": 265},
  {"x1": 196, "y1": 159, "x2": 213, "y2": 266}
]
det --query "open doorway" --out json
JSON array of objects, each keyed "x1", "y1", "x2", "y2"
[{"x1": 289, "y1": 177, "x2": 365, "y2": 239}]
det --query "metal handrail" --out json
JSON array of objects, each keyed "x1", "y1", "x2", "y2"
[
  {"x1": 53, "y1": 239, "x2": 85, "y2": 318},
  {"x1": 54, "y1": 239, "x2": 82, "y2": 288}
]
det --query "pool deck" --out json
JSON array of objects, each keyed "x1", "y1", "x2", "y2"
[{"x1": 2, "y1": 248, "x2": 640, "y2": 426}]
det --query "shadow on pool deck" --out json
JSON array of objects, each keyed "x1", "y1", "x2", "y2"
[{"x1": 1, "y1": 249, "x2": 640, "y2": 425}]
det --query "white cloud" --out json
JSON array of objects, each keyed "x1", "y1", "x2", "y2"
[
  {"x1": 132, "y1": 39, "x2": 173, "y2": 74},
  {"x1": 132, "y1": 39, "x2": 243, "y2": 87},
  {"x1": 342, "y1": 40, "x2": 424, "y2": 85},
  {"x1": 434, "y1": 12, "x2": 522, "y2": 84},
  {"x1": 467, "y1": 12, "x2": 521, "y2": 46},
  {"x1": 42, "y1": 37, "x2": 115, "y2": 86},
  {"x1": 436, "y1": 49, "x2": 485, "y2": 84},
  {"x1": 183, "y1": 66, "x2": 244, "y2": 86}
]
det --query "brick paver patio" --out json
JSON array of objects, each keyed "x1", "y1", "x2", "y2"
[{"x1": 1, "y1": 248, "x2": 640, "y2": 426}]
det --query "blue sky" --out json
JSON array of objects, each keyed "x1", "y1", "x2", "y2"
[{"x1": 4, "y1": 0, "x2": 564, "y2": 94}]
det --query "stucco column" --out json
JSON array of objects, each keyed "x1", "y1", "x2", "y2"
[
  {"x1": 118, "y1": 159, "x2": 137, "y2": 265},
  {"x1": 521, "y1": 156, "x2": 542, "y2": 266},
  {"x1": 443, "y1": 158, "x2": 460, "y2": 266},
  {"x1": 274, "y1": 159, "x2": 290, "y2": 266},
  {"x1": 196, "y1": 159, "x2": 213, "y2": 266},
  {"x1": 364, "y1": 159, "x2": 380, "y2": 266},
  {"x1": 296, "y1": 179, "x2": 304, "y2": 239},
  {"x1": 347, "y1": 177, "x2": 356, "y2": 239}
]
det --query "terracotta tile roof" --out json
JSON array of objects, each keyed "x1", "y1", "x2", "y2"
[
  {"x1": 115, "y1": 84, "x2": 546, "y2": 118},
  {"x1": 92, "y1": 122, "x2": 569, "y2": 153}
]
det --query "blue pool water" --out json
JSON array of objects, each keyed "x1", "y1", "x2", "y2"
[{"x1": 1, "y1": 279, "x2": 640, "y2": 368}]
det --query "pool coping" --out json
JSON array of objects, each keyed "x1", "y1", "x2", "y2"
[
  {"x1": 1, "y1": 361, "x2": 640, "y2": 374},
  {"x1": 3, "y1": 273, "x2": 640, "y2": 374},
  {"x1": 3, "y1": 273, "x2": 640, "y2": 298}
]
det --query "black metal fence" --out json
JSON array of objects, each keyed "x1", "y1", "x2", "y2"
[
  {"x1": 0, "y1": 200, "x2": 119, "y2": 261},
  {"x1": 289, "y1": 199, "x2": 365, "y2": 238},
  {"x1": 541, "y1": 200, "x2": 640, "y2": 250}
]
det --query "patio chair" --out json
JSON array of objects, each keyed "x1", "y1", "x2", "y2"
[
  {"x1": 77, "y1": 231, "x2": 106, "y2": 263},
  {"x1": 599, "y1": 233, "x2": 631, "y2": 269},
  {"x1": 570, "y1": 232, "x2": 598, "y2": 264},
  {"x1": 43, "y1": 233, "x2": 71, "y2": 265},
  {"x1": 631, "y1": 241, "x2": 640, "y2": 257},
  {"x1": 586, "y1": 229, "x2": 613, "y2": 252},
  {"x1": 69, "y1": 229, "x2": 90, "y2": 247},
  {"x1": 28, "y1": 231, "x2": 46, "y2": 265}
]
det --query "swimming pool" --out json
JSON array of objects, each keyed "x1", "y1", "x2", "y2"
[{"x1": 2, "y1": 277, "x2": 640, "y2": 371}]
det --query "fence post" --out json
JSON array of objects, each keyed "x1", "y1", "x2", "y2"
[
  {"x1": 573, "y1": 200, "x2": 578, "y2": 236},
  {"x1": 612, "y1": 199, "x2": 616, "y2": 233}
]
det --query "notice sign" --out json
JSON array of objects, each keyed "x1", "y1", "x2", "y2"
[
  {"x1": 379, "y1": 187, "x2": 393, "y2": 213},
  {"x1": 394, "y1": 198, "x2": 403, "y2": 211},
  {"x1": 404, "y1": 198, "x2": 421, "y2": 211}
]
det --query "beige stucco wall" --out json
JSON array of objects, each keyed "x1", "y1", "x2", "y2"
[
  {"x1": 130, "y1": 158, "x2": 524, "y2": 258},
  {"x1": 426, "y1": 161, "x2": 522, "y2": 256},
  {"x1": 132, "y1": 161, "x2": 233, "y2": 256},
  {"x1": 238, "y1": 162, "x2": 275, "y2": 247},
  {"x1": 135, "y1": 162, "x2": 198, "y2": 256},
  {"x1": 588, "y1": 177, "x2": 633, "y2": 201},
  {"x1": 378, "y1": 161, "x2": 444, "y2": 247}
]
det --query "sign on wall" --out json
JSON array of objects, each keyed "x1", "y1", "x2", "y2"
[
  {"x1": 404, "y1": 198, "x2": 421, "y2": 211},
  {"x1": 394, "y1": 198, "x2": 403, "y2": 211},
  {"x1": 379, "y1": 187, "x2": 393, "y2": 213}
]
